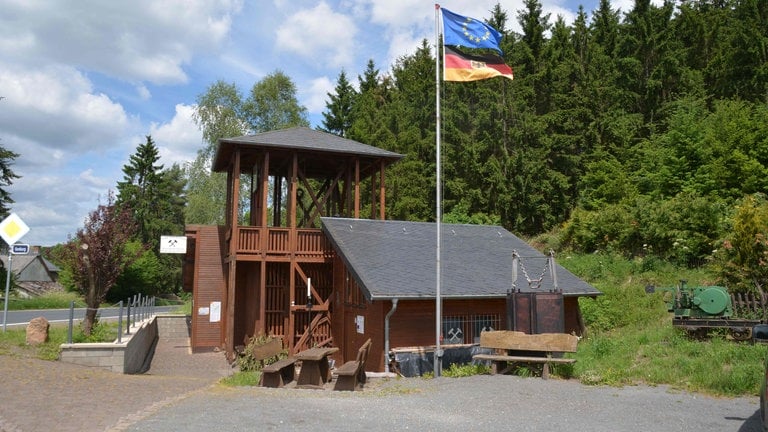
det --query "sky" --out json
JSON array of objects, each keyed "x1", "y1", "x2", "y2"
[{"x1": 0, "y1": 0, "x2": 640, "y2": 247}]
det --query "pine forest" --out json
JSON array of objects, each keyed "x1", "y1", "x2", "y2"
[{"x1": 316, "y1": 0, "x2": 768, "y2": 294}]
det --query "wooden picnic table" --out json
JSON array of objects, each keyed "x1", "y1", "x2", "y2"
[{"x1": 295, "y1": 347, "x2": 339, "y2": 388}]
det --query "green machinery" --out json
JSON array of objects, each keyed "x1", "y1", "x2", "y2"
[
  {"x1": 648, "y1": 280, "x2": 758, "y2": 339},
  {"x1": 658, "y1": 280, "x2": 732, "y2": 319}
]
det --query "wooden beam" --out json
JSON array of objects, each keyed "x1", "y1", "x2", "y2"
[
  {"x1": 231, "y1": 150, "x2": 241, "y2": 233},
  {"x1": 225, "y1": 148, "x2": 241, "y2": 355},
  {"x1": 260, "y1": 152, "x2": 270, "y2": 255},
  {"x1": 225, "y1": 170, "x2": 233, "y2": 228},
  {"x1": 290, "y1": 153, "x2": 297, "y2": 229},
  {"x1": 259, "y1": 260, "x2": 267, "y2": 345},
  {"x1": 297, "y1": 167, "x2": 344, "y2": 226},
  {"x1": 261, "y1": 152, "x2": 270, "y2": 227},
  {"x1": 379, "y1": 159, "x2": 385, "y2": 220},
  {"x1": 370, "y1": 167, "x2": 376, "y2": 219},
  {"x1": 354, "y1": 158, "x2": 360, "y2": 218},
  {"x1": 479, "y1": 331, "x2": 578, "y2": 352},
  {"x1": 273, "y1": 175, "x2": 282, "y2": 227}
]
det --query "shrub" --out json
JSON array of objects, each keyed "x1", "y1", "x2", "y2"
[
  {"x1": 713, "y1": 194, "x2": 768, "y2": 293},
  {"x1": 442, "y1": 362, "x2": 490, "y2": 377},
  {"x1": 236, "y1": 334, "x2": 286, "y2": 372}
]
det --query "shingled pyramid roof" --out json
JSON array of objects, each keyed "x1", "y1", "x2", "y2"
[{"x1": 213, "y1": 127, "x2": 403, "y2": 172}]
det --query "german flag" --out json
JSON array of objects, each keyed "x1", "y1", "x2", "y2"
[{"x1": 443, "y1": 45, "x2": 513, "y2": 82}]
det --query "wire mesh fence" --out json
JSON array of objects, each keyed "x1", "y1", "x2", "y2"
[{"x1": 442, "y1": 313, "x2": 502, "y2": 345}]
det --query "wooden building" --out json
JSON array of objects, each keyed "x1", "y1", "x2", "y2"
[
  {"x1": 184, "y1": 127, "x2": 403, "y2": 356},
  {"x1": 0, "y1": 253, "x2": 63, "y2": 298},
  {"x1": 321, "y1": 218, "x2": 600, "y2": 373},
  {"x1": 183, "y1": 127, "x2": 601, "y2": 372}
]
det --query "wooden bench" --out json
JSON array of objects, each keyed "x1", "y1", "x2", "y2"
[
  {"x1": 472, "y1": 331, "x2": 578, "y2": 380},
  {"x1": 334, "y1": 338, "x2": 372, "y2": 391},
  {"x1": 254, "y1": 338, "x2": 297, "y2": 388}
]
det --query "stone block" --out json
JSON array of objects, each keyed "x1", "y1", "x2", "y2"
[{"x1": 26, "y1": 317, "x2": 49, "y2": 345}]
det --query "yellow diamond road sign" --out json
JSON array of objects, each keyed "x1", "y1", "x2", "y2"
[{"x1": 0, "y1": 213, "x2": 30, "y2": 246}]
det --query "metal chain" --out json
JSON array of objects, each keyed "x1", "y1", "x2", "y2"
[{"x1": 519, "y1": 256, "x2": 549, "y2": 289}]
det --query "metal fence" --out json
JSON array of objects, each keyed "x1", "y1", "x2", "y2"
[
  {"x1": 442, "y1": 313, "x2": 502, "y2": 345},
  {"x1": 67, "y1": 294, "x2": 157, "y2": 344}
]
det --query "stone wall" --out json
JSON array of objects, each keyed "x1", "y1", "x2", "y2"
[
  {"x1": 156, "y1": 314, "x2": 190, "y2": 339},
  {"x1": 59, "y1": 316, "x2": 159, "y2": 374}
]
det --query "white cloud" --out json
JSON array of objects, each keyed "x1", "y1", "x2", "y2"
[
  {"x1": 386, "y1": 32, "x2": 427, "y2": 68},
  {"x1": 0, "y1": 0, "x2": 243, "y2": 85},
  {"x1": 11, "y1": 171, "x2": 114, "y2": 246},
  {"x1": 0, "y1": 63, "x2": 134, "y2": 159},
  {"x1": 137, "y1": 85, "x2": 152, "y2": 101},
  {"x1": 304, "y1": 77, "x2": 335, "y2": 114},
  {"x1": 276, "y1": 2, "x2": 358, "y2": 69},
  {"x1": 366, "y1": 0, "x2": 431, "y2": 28},
  {"x1": 0, "y1": 61, "x2": 142, "y2": 246},
  {"x1": 148, "y1": 104, "x2": 204, "y2": 166}
]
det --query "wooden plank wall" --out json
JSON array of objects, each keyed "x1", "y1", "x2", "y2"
[
  {"x1": 187, "y1": 225, "x2": 227, "y2": 352},
  {"x1": 234, "y1": 261, "x2": 261, "y2": 346},
  {"x1": 388, "y1": 299, "x2": 507, "y2": 348}
]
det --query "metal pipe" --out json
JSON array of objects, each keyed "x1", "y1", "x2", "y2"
[
  {"x1": 384, "y1": 298, "x2": 399, "y2": 373},
  {"x1": 67, "y1": 300, "x2": 74, "y2": 343},
  {"x1": 126, "y1": 298, "x2": 131, "y2": 335},
  {"x1": 549, "y1": 250, "x2": 558, "y2": 291},
  {"x1": 2, "y1": 251, "x2": 11, "y2": 332},
  {"x1": 117, "y1": 300, "x2": 123, "y2": 343},
  {"x1": 512, "y1": 251, "x2": 518, "y2": 291}
]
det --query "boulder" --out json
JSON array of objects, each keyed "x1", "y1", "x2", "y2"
[{"x1": 26, "y1": 316, "x2": 49, "y2": 345}]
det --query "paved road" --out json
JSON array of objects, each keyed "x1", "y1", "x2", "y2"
[{"x1": 1, "y1": 306, "x2": 177, "y2": 328}]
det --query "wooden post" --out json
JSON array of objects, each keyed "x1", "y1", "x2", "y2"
[
  {"x1": 354, "y1": 158, "x2": 360, "y2": 218},
  {"x1": 225, "y1": 149, "x2": 241, "y2": 354},
  {"x1": 379, "y1": 159, "x2": 386, "y2": 220}
]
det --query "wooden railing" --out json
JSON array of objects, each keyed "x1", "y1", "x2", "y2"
[{"x1": 236, "y1": 226, "x2": 332, "y2": 257}]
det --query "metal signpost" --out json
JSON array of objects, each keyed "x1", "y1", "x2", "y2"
[{"x1": 0, "y1": 213, "x2": 30, "y2": 331}]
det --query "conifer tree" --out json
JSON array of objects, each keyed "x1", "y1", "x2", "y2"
[
  {"x1": 115, "y1": 136, "x2": 186, "y2": 298},
  {"x1": 321, "y1": 70, "x2": 357, "y2": 137}
]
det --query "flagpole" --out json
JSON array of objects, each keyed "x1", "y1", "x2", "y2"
[{"x1": 434, "y1": 3, "x2": 443, "y2": 377}]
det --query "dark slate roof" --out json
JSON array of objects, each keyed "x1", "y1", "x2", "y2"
[
  {"x1": 213, "y1": 127, "x2": 403, "y2": 172},
  {"x1": 321, "y1": 218, "x2": 601, "y2": 300},
  {"x1": 0, "y1": 255, "x2": 59, "y2": 282}
]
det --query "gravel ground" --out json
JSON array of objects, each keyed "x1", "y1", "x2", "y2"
[
  {"x1": 1, "y1": 334, "x2": 763, "y2": 432},
  {"x1": 124, "y1": 374, "x2": 764, "y2": 432}
]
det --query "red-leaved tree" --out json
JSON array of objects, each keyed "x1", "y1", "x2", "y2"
[{"x1": 60, "y1": 191, "x2": 140, "y2": 335}]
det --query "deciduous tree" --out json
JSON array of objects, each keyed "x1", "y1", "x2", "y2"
[
  {"x1": 188, "y1": 72, "x2": 309, "y2": 225},
  {"x1": 57, "y1": 192, "x2": 139, "y2": 335}
]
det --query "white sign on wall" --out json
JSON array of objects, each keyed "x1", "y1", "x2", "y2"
[
  {"x1": 160, "y1": 235, "x2": 187, "y2": 254},
  {"x1": 210, "y1": 301, "x2": 221, "y2": 323},
  {"x1": 355, "y1": 315, "x2": 365, "y2": 334}
]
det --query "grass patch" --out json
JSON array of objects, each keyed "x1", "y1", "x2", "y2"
[
  {"x1": 442, "y1": 362, "x2": 490, "y2": 377},
  {"x1": 574, "y1": 322, "x2": 767, "y2": 396},
  {"x1": 170, "y1": 299, "x2": 192, "y2": 315},
  {"x1": 5, "y1": 291, "x2": 85, "y2": 310},
  {"x1": 0, "y1": 320, "x2": 118, "y2": 361},
  {"x1": 220, "y1": 371, "x2": 261, "y2": 386},
  {"x1": 561, "y1": 251, "x2": 767, "y2": 396}
]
